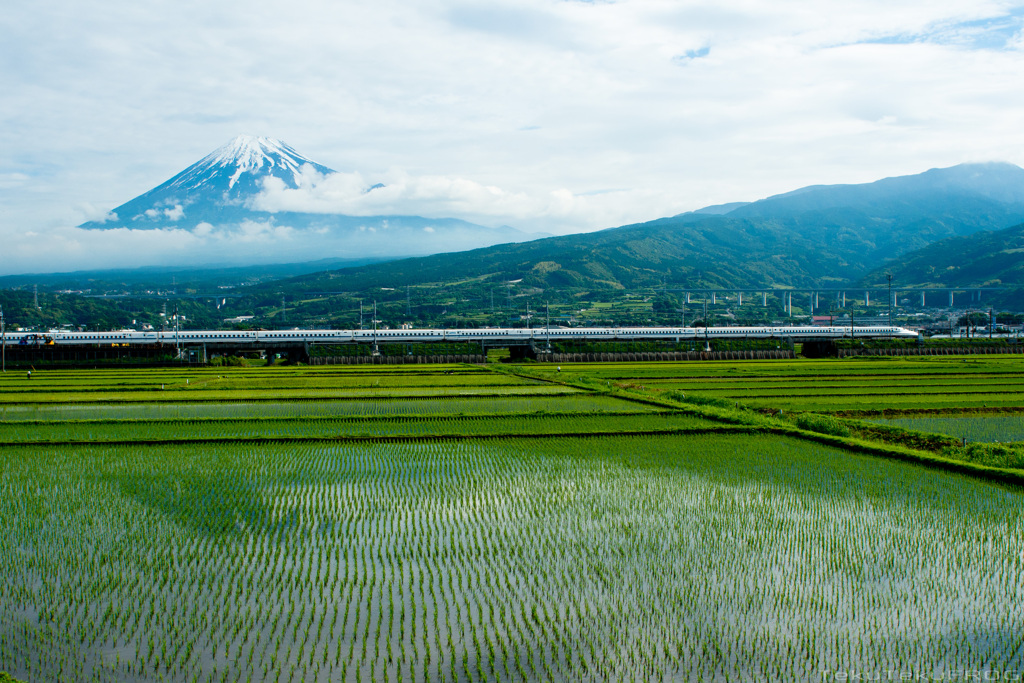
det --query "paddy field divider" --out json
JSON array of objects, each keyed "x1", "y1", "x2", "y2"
[{"x1": 492, "y1": 364, "x2": 1024, "y2": 488}]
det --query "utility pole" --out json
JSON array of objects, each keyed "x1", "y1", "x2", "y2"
[
  {"x1": 281, "y1": 295, "x2": 286, "y2": 325},
  {"x1": 359, "y1": 300, "x2": 363, "y2": 330},
  {"x1": 545, "y1": 302, "x2": 551, "y2": 350},
  {"x1": 990, "y1": 307, "x2": 994, "y2": 339},
  {"x1": 1, "y1": 305, "x2": 6, "y2": 373},
  {"x1": 886, "y1": 272, "x2": 893, "y2": 327},
  {"x1": 174, "y1": 305, "x2": 180, "y2": 361},
  {"x1": 406, "y1": 286, "x2": 412, "y2": 318},
  {"x1": 372, "y1": 300, "x2": 378, "y2": 355}
]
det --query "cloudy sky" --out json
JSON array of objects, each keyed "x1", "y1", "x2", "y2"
[{"x1": 2, "y1": 0, "x2": 1024, "y2": 274}]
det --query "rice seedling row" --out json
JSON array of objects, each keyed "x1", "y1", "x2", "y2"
[
  {"x1": 0, "y1": 375, "x2": 538, "y2": 394},
  {"x1": 739, "y1": 394, "x2": 1024, "y2": 412},
  {"x1": 529, "y1": 357, "x2": 1024, "y2": 380},
  {"x1": 679, "y1": 385, "x2": 1024, "y2": 399},
  {"x1": 0, "y1": 412, "x2": 720, "y2": 444},
  {"x1": 1, "y1": 435, "x2": 1021, "y2": 682},
  {"x1": 868, "y1": 415, "x2": 1024, "y2": 443},
  {"x1": 0, "y1": 395, "x2": 648, "y2": 422},
  {"x1": 638, "y1": 378, "x2": 1024, "y2": 390},
  {"x1": 0, "y1": 385, "x2": 580, "y2": 405}
]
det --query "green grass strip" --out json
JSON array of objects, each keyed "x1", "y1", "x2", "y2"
[
  {"x1": 493, "y1": 364, "x2": 1024, "y2": 487},
  {"x1": 0, "y1": 425, "x2": 756, "y2": 447}
]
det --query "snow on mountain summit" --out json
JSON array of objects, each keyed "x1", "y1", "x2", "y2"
[
  {"x1": 198, "y1": 135, "x2": 326, "y2": 189},
  {"x1": 79, "y1": 136, "x2": 338, "y2": 229},
  {"x1": 75, "y1": 136, "x2": 539, "y2": 262},
  {"x1": 164, "y1": 135, "x2": 336, "y2": 195}
]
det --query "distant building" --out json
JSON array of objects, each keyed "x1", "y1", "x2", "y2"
[{"x1": 223, "y1": 315, "x2": 255, "y2": 324}]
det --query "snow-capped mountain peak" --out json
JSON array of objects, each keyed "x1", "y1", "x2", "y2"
[
  {"x1": 160, "y1": 135, "x2": 336, "y2": 196},
  {"x1": 76, "y1": 136, "x2": 539, "y2": 263},
  {"x1": 200, "y1": 135, "x2": 320, "y2": 189},
  {"x1": 78, "y1": 135, "x2": 339, "y2": 230}
]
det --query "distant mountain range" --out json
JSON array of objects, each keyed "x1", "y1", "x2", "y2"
[
  {"x1": 864, "y1": 222, "x2": 1024, "y2": 288},
  {"x1": 701, "y1": 161, "x2": 1024, "y2": 265},
  {"x1": 50, "y1": 151, "x2": 1024, "y2": 300},
  {"x1": 266, "y1": 162, "x2": 1024, "y2": 296},
  {"x1": 11, "y1": 158, "x2": 1024, "y2": 328},
  {"x1": 79, "y1": 135, "x2": 542, "y2": 259}
]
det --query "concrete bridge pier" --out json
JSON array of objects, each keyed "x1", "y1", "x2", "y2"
[
  {"x1": 762, "y1": 292, "x2": 767, "y2": 306},
  {"x1": 865, "y1": 291, "x2": 870, "y2": 306}
]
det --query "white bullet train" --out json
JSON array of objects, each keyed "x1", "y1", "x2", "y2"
[{"x1": 1, "y1": 325, "x2": 920, "y2": 346}]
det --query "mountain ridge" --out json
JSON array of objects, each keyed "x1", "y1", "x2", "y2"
[
  {"x1": 255, "y1": 161, "x2": 1024, "y2": 298},
  {"x1": 77, "y1": 135, "x2": 543, "y2": 260},
  {"x1": 863, "y1": 222, "x2": 1024, "y2": 288},
  {"x1": 56, "y1": 156, "x2": 1024, "y2": 297}
]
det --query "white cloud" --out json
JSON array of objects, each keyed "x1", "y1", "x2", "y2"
[
  {"x1": 2, "y1": 0, "x2": 1024, "y2": 269},
  {"x1": 250, "y1": 165, "x2": 683, "y2": 232},
  {"x1": 0, "y1": 221, "x2": 341, "y2": 275},
  {"x1": 0, "y1": 173, "x2": 30, "y2": 189}
]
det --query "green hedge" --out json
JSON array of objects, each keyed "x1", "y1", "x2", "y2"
[
  {"x1": 837, "y1": 338, "x2": 1017, "y2": 350},
  {"x1": 943, "y1": 442, "x2": 1024, "y2": 470},
  {"x1": 309, "y1": 342, "x2": 482, "y2": 357},
  {"x1": 551, "y1": 339, "x2": 786, "y2": 353},
  {"x1": 794, "y1": 413, "x2": 852, "y2": 437}
]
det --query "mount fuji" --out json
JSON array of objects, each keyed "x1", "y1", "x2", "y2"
[{"x1": 79, "y1": 135, "x2": 539, "y2": 262}]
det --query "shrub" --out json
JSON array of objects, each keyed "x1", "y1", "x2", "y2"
[
  {"x1": 794, "y1": 413, "x2": 852, "y2": 437},
  {"x1": 948, "y1": 443, "x2": 1024, "y2": 470}
]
